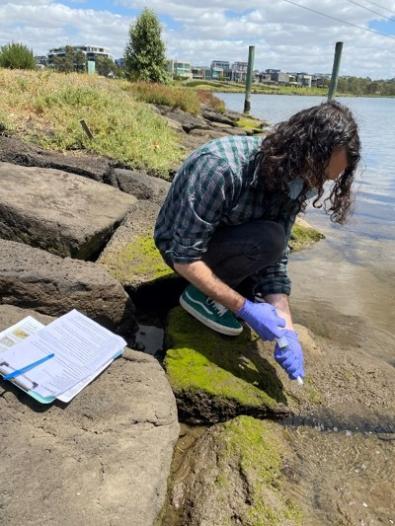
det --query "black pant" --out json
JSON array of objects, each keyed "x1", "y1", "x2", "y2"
[
  {"x1": 162, "y1": 220, "x2": 285, "y2": 292},
  {"x1": 201, "y1": 220, "x2": 285, "y2": 290}
]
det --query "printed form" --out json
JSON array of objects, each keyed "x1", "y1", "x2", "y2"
[{"x1": 0, "y1": 310, "x2": 126, "y2": 399}]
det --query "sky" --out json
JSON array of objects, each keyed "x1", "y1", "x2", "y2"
[{"x1": 1, "y1": 0, "x2": 395, "y2": 79}]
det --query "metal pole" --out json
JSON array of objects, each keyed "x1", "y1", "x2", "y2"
[
  {"x1": 327, "y1": 41, "x2": 343, "y2": 101},
  {"x1": 244, "y1": 45, "x2": 255, "y2": 114}
]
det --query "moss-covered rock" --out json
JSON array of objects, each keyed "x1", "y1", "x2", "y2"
[
  {"x1": 100, "y1": 233, "x2": 173, "y2": 287},
  {"x1": 289, "y1": 217, "x2": 325, "y2": 252},
  {"x1": 166, "y1": 416, "x2": 303, "y2": 526},
  {"x1": 236, "y1": 116, "x2": 266, "y2": 132},
  {"x1": 165, "y1": 307, "x2": 326, "y2": 423},
  {"x1": 165, "y1": 307, "x2": 290, "y2": 424},
  {"x1": 98, "y1": 200, "x2": 174, "y2": 291}
]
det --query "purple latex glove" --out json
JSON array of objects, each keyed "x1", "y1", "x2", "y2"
[
  {"x1": 274, "y1": 329, "x2": 304, "y2": 380},
  {"x1": 236, "y1": 299, "x2": 286, "y2": 341}
]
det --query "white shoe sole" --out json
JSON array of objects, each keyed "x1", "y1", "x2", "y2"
[{"x1": 179, "y1": 295, "x2": 243, "y2": 336}]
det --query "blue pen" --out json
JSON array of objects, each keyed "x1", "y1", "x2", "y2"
[{"x1": 3, "y1": 353, "x2": 55, "y2": 381}]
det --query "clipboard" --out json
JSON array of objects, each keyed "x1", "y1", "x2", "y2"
[
  {"x1": 0, "y1": 357, "x2": 57, "y2": 404},
  {"x1": 0, "y1": 312, "x2": 126, "y2": 404}
]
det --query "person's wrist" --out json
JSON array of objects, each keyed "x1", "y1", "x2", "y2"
[{"x1": 235, "y1": 298, "x2": 250, "y2": 317}]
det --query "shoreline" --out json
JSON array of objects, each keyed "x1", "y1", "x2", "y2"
[{"x1": 212, "y1": 89, "x2": 395, "y2": 99}]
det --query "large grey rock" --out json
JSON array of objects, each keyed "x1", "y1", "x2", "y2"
[
  {"x1": 0, "y1": 135, "x2": 116, "y2": 182},
  {"x1": 0, "y1": 304, "x2": 54, "y2": 326},
  {"x1": 105, "y1": 168, "x2": 170, "y2": 205},
  {"x1": 0, "y1": 162, "x2": 136, "y2": 258},
  {"x1": 98, "y1": 201, "x2": 174, "y2": 292},
  {"x1": 201, "y1": 108, "x2": 236, "y2": 126},
  {"x1": 164, "y1": 416, "x2": 306, "y2": 526},
  {"x1": 156, "y1": 106, "x2": 210, "y2": 133},
  {"x1": 0, "y1": 306, "x2": 179, "y2": 526},
  {"x1": 164, "y1": 415, "x2": 395, "y2": 526},
  {"x1": 0, "y1": 239, "x2": 136, "y2": 333}
]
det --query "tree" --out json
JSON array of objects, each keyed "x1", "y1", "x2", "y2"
[
  {"x1": 53, "y1": 46, "x2": 86, "y2": 73},
  {"x1": 124, "y1": 8, "x2": 168, "y2": 83},
  {"x1": 0, "y1": 42, "x2": 35, "y2": 70},
  {"x1": 95, "y1": 55, "x2": 116, "y2": 77},
  {"x1": 75, "y1": 50, "x2": 86, "y2": 72}
]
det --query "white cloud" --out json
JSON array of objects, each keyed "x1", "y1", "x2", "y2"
[
  {"x1": 0, "y1": 0, "x2": 394, "y2": 77},
  {"x1": 0, "y1": 2, "x2": 132, "y2": 57}
]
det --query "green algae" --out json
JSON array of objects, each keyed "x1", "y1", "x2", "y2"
[
  {"x1": 289, "y1": 223, "x2": 325, "y2": 252},
  {"x1": 218, "y1": 416, "x2": 303, "y2": 526},
  {"x1": 165, "y1": 307, "x2": 287, "y2": 411},
  {"x1": 100, "y1": 234, "x2": 173, "y2": 287},
  {"x1": 236, "y1": 116, "x2": 265, "y2": 131}
]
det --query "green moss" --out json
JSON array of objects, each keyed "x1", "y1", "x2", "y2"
[
  {"x1": 289, "y1": 223, "x2": 325, "y2": 252},
  {"x1": 100, "y1": 234, "x2": 173, "y2": 286},
  {"x1": 236, "y1": 116, "x2": 264, "y2": 131},
  {"x1": 165, "y1": 307, "x2": 287, "y2": 409},
  {"x1": 220, "y1": 417, "x2": 303, "y2": 525}
]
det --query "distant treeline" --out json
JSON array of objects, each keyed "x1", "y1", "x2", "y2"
[{"x1": 337, "y1": 77, "x2": 395, "y2": 97}]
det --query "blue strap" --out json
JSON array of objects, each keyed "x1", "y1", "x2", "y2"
[{"x1": 3, "y1": 353, "x2": 55, "y2": 381}]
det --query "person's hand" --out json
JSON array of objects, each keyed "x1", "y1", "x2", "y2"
[
  {"x1": 274, "y1": 329, "x2": 304, "y2": 380},
  {"x1": 237, "y1": 299, "x2": 286, "y2": 341}
]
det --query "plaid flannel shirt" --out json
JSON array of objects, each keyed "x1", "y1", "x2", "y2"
[{"x1": 154, "y1": 135, "x2": 304, "y2": 296}]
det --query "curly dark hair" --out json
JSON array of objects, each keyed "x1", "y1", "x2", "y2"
[{"x1": 254, "y1": 100, "x2": 361, "y2": 223}]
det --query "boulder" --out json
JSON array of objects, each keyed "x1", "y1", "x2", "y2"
[
  {"x1": 164, "y1": 300, "x2": 395, "y2": 429},
  {"x1": 0, "y1": 239, "x2": 136, "y2": 334},
  {"x1": 157, "y1": 107, "x2": 210, "y2": 133},
  {"x1": 164, "y1": 307, "x2": 294, "y2": 424},
  {"x1": 164, "y1": 414, "x2": 395, "y2": 526},
  {"x1": 0, "y1": 304, "x2": 54, "y2": 326},
  {"x1": 0, "y1": 162, "x2": 136, "y2": 259},
  {"x1": 0, "y1": 135, "x2": 115, "y2": 182},
  {"x1": 201, "y1": 109, "x2": 236, "y2": 126},
  {"x1": 105, "y1": 168, "x2": 170, "y2": 205},
  {"x1": 165, "y1": 416, "x2": 305, "y2": 526},
  {"x1": 0, "y1": 306, "x2": 180, "y2": 526},
  {"x1": 98, "y1": 201, "x2": 174, "y2": 293}
]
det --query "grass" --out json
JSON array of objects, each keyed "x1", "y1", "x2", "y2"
[
  {"x1": 125, "y1": 81, "x2": 201, "y2": 115},
  {"x1": 0, "y1": 69, "x2": 184, "y2": 174},
  {"x1": 196, "y1": 90, "x2": 226, "y2": 113},
  {"x1": 182, "y1": 79, "x2": 329, "y2": 97}
]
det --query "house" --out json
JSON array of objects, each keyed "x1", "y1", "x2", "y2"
[
  {"x1": 34, "y1": 56, "x2": 48, "y2": 67},
  {"x1": 48, "y1": 45, "x2": 111, "y2": 68},
  {"x1": 191, "y1": 66, "x2": 211, "y2": 80},
  {"x1": 296, "y1": 72, "x2": 312, "y2": 87},
  {"x1": 210, "y1": 60, "x2": 231, "y2": 81},
  {"x1": 167, "y1": 60, "x2": 192, "y2": 79},
  {"x1": 231, "y1": 62, "x2": 248, "y2": 83}
]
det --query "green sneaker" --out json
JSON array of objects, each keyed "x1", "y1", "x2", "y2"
[{"x1": 179, "y1": 284, "x2": 243, "y2": 336}]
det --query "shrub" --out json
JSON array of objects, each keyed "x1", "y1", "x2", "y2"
[
  {"x1": 196, "y1": 90, "x2": 225, "y2": 113},
  {"x1": 127, "y1": 82, "x2": 201, "y2": 115},
  {"x1": 0, "y1": 42, "x2": 35, "y2": 70}
]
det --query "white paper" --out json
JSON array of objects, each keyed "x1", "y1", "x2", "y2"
[
  {"x1": 0, "y1": 316, "x2": 44, "y2": 352},
  {"x1": 0, "y1": 316, "x2": 45, "y2": 391},
  {"x1": 0, "y1": 310, "x2": 126, "y2": 398},
  {"x1": 57, "y1": 358, "x2": 113, "y2": 403}
]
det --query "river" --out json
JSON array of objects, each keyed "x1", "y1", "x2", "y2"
[{"x1": 216, "y1": 93, "x2": 395, "y2": 365}]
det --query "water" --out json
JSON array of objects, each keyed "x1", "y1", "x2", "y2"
[{"x1": 217, "y1": 93, "x2": 395, "y2": 363}]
